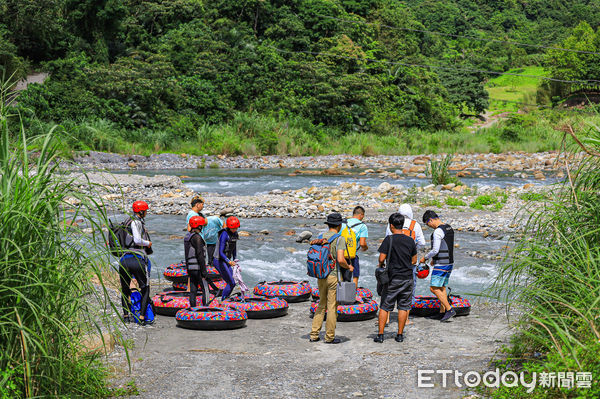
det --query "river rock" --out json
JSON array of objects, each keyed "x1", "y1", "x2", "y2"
[
  {"x1": 296, "y1": 231, "x2": 312, "y2": 243},
  {"x1": 284, "y1": 230, "x2": 296, "y2": 236},
  {"x1": 259, "y1": 229, "x2": 270, "y2": 235},
  {"x1": 238, "y1": 231, "x2": 251, "y2": 237},
  {"x1": 270, "y1": 189, "x2": 283, "y2": 195},
  {"x1": 377, "y1": 182, "x2": 392, "y2": 192},
  {"x1": 220, "y1": 208, "x2": 234, "y2": 216}
]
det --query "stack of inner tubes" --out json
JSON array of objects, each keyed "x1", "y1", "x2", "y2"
[
  {"x1": 253, "y1": 280, "x2": 311, "y2": 303},
  {"x1": 163, "y1": 262, "x2": 221, "y2": 283},
  {"x1": 176, "y1": 307, "x2": 247, "y2": 330},
  {"x1": 221, "y1": 293, "x2": 288, "y2": 319},
  {"x1": 309, "y1": 296, "x2": 378, "y2": 322},
  {"x1": 411, "y1": 295, "x2": 471, "y2": 317},
  {"x1": 311, "y1": 286, "x2": 373, "y2": 301}
]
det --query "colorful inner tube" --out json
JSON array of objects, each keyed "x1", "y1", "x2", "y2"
[
  {"x1": 411, "y1": 295, "x2": 471, "y2": 317},
  {"x1": 253, "y1": 280, "x2": 311, "y2": 303},
  {"x1": 176, "y1": 307, "x2": 247, "y2": 330},
  {"x1": 309, "y1": 297, "x2": 378, "y2": 322},
  {"x1": 172, "y1": 279, "x2": 226, "y2": 292},
  {"x1": 311, "y1": 286, "x2": 373, "y2": 301},
  {"x1": 221, "y1": 294, "x2": 288, "y2": 319},
  {"x1": 163, "y1": 263, "x2": 220, "y2": 283},
  {"x1": 152, "y1": 291, "x2": 216, "y2": 316}
]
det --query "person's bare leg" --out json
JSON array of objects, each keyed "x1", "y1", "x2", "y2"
[
  {"x1": 378, "y1": 310, "x2": 389, "y2": 334},
  {"x1": 353, "y1": 277, "x2": 359, "y2": 287},
  {"x1": 431, "y1": 286, "x2": 452, "y2": 312},
  {"x1": 397, "y1": 310, "x2": 409, "y2": 335}
]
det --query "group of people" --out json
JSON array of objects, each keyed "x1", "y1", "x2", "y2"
[
  {"x1": 116, "y1": 196, "x2": 456, "y2": 343},
  {"x1": 310, "y1": 205, "x2": 455, "y2": 344}
]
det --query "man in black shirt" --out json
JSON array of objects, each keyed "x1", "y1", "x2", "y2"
[{"x1": 374, "y1": 213, "x2": 417, "y2": 343}]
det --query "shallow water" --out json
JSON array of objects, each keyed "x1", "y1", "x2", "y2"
[
  {"x1": 141, "y1": 215, "x2": 507, "y2": 299},
  {"x1": 116, "y1": 168, "x2": 557, "y2": 197}
]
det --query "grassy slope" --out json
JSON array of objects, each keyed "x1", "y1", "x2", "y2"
[{"x1": 486, "y1": 66, "x2": 548, "y2": 113}]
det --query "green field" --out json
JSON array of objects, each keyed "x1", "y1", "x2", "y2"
[{"x1": 486, "y1": 66, "x2": 549, "y2": 112}]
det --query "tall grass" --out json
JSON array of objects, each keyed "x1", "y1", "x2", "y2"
[
  {"x1": 426, "y1": 154, "x2": 457, "y2": 185},
  {"x1": 0, "y1": 82, "x2": 114, "y2": 396},
  {"x1": 491, "y1": 123, "x2": 600, "y2": 397}
]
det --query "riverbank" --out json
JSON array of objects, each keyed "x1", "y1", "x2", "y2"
[
  {"x1": 107, "y1": 291, "x2": 512, "y2": 399},
  {"x1": 65, "y1": 150, "x2": 579, "y2": 172}
]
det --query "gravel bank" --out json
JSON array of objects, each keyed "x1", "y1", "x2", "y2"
[{"x1": 108, "y1": 293, "x2": 511, "y2": 399}]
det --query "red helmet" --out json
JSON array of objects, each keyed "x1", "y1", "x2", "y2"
[
  {"x1": 132, "y1": 201, "x2": 149, "y2": 213},
  {"x1": 226, "y1": 216, "x2": 240, "y2": 229},
  {"x1": 189, "y1": 216, "x2": 207, "y2": 229},
  {"x1": 416, "y1": 264, "x2": 430, "y2": 279}
]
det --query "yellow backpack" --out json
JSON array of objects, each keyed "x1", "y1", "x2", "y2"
[{"x1": 341, "y1": 221, "x2": 363, "y2": 259}]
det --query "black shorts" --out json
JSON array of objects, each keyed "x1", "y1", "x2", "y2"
[{"x1": 380, "y1": 278, "x2": 414, "y2": 312}]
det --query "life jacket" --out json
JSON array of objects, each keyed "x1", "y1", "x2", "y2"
[
  {"x1": 400, "y1": 220, "x2": 416, "y2": 241},
  {"x1": 124, "y1": 216, "x2": 150, "y2": 257},
  {"x1": 431, "y1": 224, "x2": 454, "y2": 265},
  {"x1": 215, "y1": 228, "x2": 238, "y2": 262},
  {"x1": 184, "y1": 231, "x2": 206, "y2": 271},
  {"x1": 341, "y1": 220, "x2": 363, "y2": 259}
]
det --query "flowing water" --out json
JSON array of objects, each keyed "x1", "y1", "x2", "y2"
[
  {"x1": 117, "y1": 168, "x2": 557, "y2": 197},
  {"x1": 142, "y1": 215, "x2": 507, "y2": 300}
]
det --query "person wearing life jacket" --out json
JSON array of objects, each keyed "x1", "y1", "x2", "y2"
[
  {"x1": 421, "y1": 210, "x2": 456, "y2": 322},
  {"x1": 213, "y1": 216, "x2": 241, "y2": 300},
  {"x1": 119, "y1": 201, "x2": 152, "y2": 324},
  {"x1": 340, "y1": 206, "x2": 369, "y2": 287},
  {"x1": 184, "y1": 216, "x2": 208, "y2": 307}
]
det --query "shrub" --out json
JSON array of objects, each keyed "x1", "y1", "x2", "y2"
[{"x1": 445, "y1": 197, "x2": 467, "y2": 207}]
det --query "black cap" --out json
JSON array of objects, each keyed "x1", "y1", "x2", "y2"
[{"x1": 325, "y1": 212, "x2": 344, "y2": 226}]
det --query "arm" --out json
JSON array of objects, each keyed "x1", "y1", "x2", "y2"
[
  {"x1": 337, "y1": 249, "x2": 351, "y2": 270},
  {"x1": 131, "y1": 220, "x2": 150, "y2": 247},
  {"x1": 414, "y1": 223, "x2": 427, "y2": 250},
  {"x1": 378, "y1": 252, "x2": 387, "y2": 267},
  {"x1": 218, "y1": 231, "x2": 231, "y2": 264},
  {"x1": 359, "y1": 237, "x2": 368, "y2": 251},
  {"x1": 424, "y1": 228, "x2": 444, "y2": 261}
]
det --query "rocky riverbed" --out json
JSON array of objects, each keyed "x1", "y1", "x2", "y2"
[
  {"x1": 65, "y1": 150, "x2": 580, "y2": 176},
  {"x1": 69, "y1": 170, "x2": 552, "y2": 236}
]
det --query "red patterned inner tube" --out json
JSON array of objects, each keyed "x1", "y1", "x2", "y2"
[
  {"x1": 309, "y1": 296, "x2": 378, "y2": 322},
  {"x1": 221, "y1": 294, "x2": 288, "y2": 319},
  {"x1": 311, "y1": 286, "x2": 373, "y2": 301},
  {"x1": 152, "y1": 291, "x2": 216, "y2": 317},
  {"x1": 253, "y1": 280, "x2": 311, "y2": 303},
  {"x1": 176, "y1": 307, "x2": 247, "y2": 330},
  {"x1": 172, "y1": 279, "x2": 226, "y2": 292},
  {"x1": 411, "y1": 295, "x2": 471, "y2": 317},
  {"x1": 163, "y1": 263, "x2": 220, "y2": 283}
]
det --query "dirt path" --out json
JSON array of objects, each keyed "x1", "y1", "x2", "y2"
[{"x1": 111, "y1": 295, "x2": 512, "y2": 399}]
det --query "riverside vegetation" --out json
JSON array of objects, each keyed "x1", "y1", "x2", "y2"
[{"x1": 1, "y1": 1, "x2": 600, "y2": 155}]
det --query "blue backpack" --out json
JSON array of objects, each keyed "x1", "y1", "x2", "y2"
[
  {"x1": 306, "y1": 233, "x2": 340, "y2": 278},
  {"x1": 130, "y1": 289, "x2": 155, "y2": 325}
]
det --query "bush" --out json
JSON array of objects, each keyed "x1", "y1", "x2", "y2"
[
  {"x1": 426, "y1": 154, "x2": 460, "y2": 185},
  {"x1": 445, "y1": 197, "x2": 467, "y2": 207},
  {"x1": 518, "y1": 192, "x2": 548, "y2": 201},
  {"x1": 470, "y1": 191, "x2": 508, "y2": 211}
]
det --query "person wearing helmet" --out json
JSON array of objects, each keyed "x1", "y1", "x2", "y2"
[
  {"x1": 374, "y1": 213, "x2": 417, "y2": 344},
  {"x1": 421, "y1": 210, "x2": 456, "y2": 322},
  {"x1": 119, "y1": 200, "x2": 152, "y2": 324},
  {"x1": 184, "y1": 216, "x2": 208, "y2": 307},
  {"x1": 213, "y1": 216, "x2": 241, "y2": 300}
]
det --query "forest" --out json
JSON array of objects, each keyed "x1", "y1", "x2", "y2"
[{"x1": 1, "y1": 0, "x2": 599, "y2": 154}]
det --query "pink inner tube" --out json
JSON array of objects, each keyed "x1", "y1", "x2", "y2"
[
  {"x1": 311, "y1": 286, "x2": 373, "y2": 300},
  {"x1": 172, "y1": 279, "x2": 227, "y2": 292},
  {"x1": 175, "y1": 307, "x2": 247, "y2": 330},
  {"x1": 221, "y1": 294, "x2": 288, "y2": 319},
  {"x1": 163, "y1": 263, "x2": 220, "y2": 282},
  {"x1": 253, "y1": 280, "x2": 311, "y2": 303},
  {"x1": 310, "y1": 296, "x2": 378, "y2": 322},
  {"x1": 152, "y1": 291, "x2": 217, "y2": 316},
  {"x1": 411, "y1": 295, "x2": 471, "y2": 317}
]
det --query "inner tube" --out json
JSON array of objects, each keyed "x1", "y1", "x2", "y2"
[
  {"x1": 151, "y1": 291, "x2": 216, "y2": 317},
  {"x1": 172, "y1": 279, "x2": 226, "y2": 292},
  {"x1": 221, "y1": 294, "x2": 288, "y2": 319},
  {"x1": 163, "y1": 263, "x2": 220, "y2": 283},
  {"x1": 253, "y1": 280, "x2": 311, "y2": 303},
  {"x1": 309, "y1": 296, "x2": 378, "y2": 322},
  {"x1": 176, "y1": 307, "x2": 247, "y2": 330},
  {"x1": 311, "y1": 286, "x2": 373, "y2": 301},
  {"x1": 411, "y1": 295, "x2": 471, "y2": 317}
]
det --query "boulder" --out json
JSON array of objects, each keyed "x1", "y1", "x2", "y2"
[
  {"x1": 220, "y1": 208, "x2": 234, "y2": 216},
  {"x1": 377, "y1": 182, "x2": 392, "y2": 192},
  {"x1": 259, "y1": 229, "x2": 270, "y2": 235},
  {"x1": 296, "y1": 231, "x2": 313, "y2": 243}
]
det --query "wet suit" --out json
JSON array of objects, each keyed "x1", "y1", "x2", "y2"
[
  {"x1": 119, "y1": 215, "x2": 151, "y2": 318},
  {"x1": 213, "y1": 228, "x2": 238, "y2": 300},
  {"x1": 184, "y1": 231, "x2": 207, "y2": 307}
]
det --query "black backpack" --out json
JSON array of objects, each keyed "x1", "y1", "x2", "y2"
[{"x1": 107, "y1": 218, "x2": 133, "y2": 257}]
